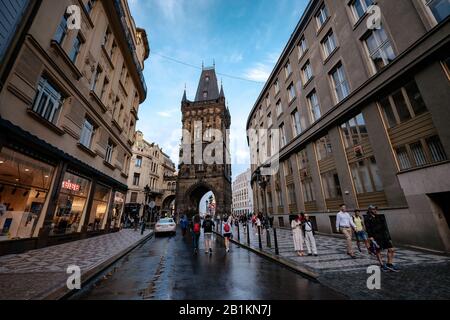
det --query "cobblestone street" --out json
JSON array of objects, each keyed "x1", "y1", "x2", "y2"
[
  {"x1": 225, "y1": 225, "x2": 450, "y2": 299},
  {"x1": 0, "y1": 229, "x2": 152, "y2": 300}
]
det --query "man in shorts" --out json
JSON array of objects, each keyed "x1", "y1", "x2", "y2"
[
  {"x1": 364, "y1": 205, "x2": 399, "y2": 272},
  {"x1": 202, "y1": 215, "x2": 215, "y2": 255}
]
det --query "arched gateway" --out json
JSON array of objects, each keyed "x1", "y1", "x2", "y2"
[{"x1": 175, "y1": 66, "x2": 232, "y2": 219}]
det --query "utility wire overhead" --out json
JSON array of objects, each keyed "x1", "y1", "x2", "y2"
[{"x1": 152, "y1": 52, "x2": 266, "y2": 84}]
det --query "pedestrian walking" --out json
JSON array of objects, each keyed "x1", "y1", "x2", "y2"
[
  {"x1": 303, "y1": 214, "x2": 317, "y2": 256},
  {"x1": 222, "y1": 215, "x2": 232, "y2": 253},
  {"x1": 353, "y1": 210, "x2": 370, "y2": 253},
  {"x1": 202, "y1": 214, "x2": 215, "y2": 254},
  {"x1": 291, "y1": 214, "x2": 305, "y2": 256},
  {"x1": 364, "y1": 205, "x2": 399, "y2": 272},
  {"x1": 336, "y1": 204, "x2": 356, "y2": 258},
  {"x1": 255, "y1": 213, "x2": 262, "y2": 236},
  {"x1": 140, "y1": 216, "x2": 146, "y2": 235},
  {"x1": 180, "y1": 214, "x2": 188, "y2": 236},
  {"x1": 191, "y1": 214, "x2": 201, "y2": 255}
]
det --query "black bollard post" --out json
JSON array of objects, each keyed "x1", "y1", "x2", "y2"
[
  {"x1": 237, "y1": 223, "x2": 240, "y2": 242},
  {"x1": 273, "y1": 227, "x2": 279, "y2": 255},
  {"x1": 247, "y1": 223, "x2": 250, "y2": 246},
  {"x1": 266, "y1": 226, "x2": 271, "y2": 248},
  {"x1": 258, "y1": 226, "x2": 262, "y2": 250}
]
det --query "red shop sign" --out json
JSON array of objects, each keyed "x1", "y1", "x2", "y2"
[{"x1": 62, "y1": 180, "x2": 80, "y2": 192}]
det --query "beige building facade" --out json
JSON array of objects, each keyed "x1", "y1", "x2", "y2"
[
  {"x1": 232, "y1": 169, "x2": 253, "y2": 216},
  {"x1": 247, "y1": 0, "x2": 450, "y2": 252},
  {"x1": 0, "y1": 0, "x2": 149, "y2": 255},
  {"x1": 125, "y1": 131, "x2": 176, "y2": 220}
]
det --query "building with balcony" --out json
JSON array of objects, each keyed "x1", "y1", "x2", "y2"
[
  {"x1": 125, "y1": 131, "x2": 177, "y2": 221},
  {"x1": 0, "y1": 0, "x2": 149, "y2": 255},
  {"x1": 247, "y1": 0, "x2": 450, "y2": 252},
  {"x1": 232, "y1": 169, "x2": 253, "y2": 216}
]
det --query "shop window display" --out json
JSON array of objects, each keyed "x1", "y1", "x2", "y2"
[
  {"x1": 52, "y1": 172, "x2": 91, "y2": 235},
  {"x1": 0, "y1": 147, "x2": 55, "y2": 241},
  {"x1": 111, "y1": 191, "x2": 125, "y2": 229},
  {"x1": 87, "y1": 184, "x2": 111, "y2": 231}
]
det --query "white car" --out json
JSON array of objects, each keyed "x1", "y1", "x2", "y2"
[{"x1": 155, "y1": 218, "x2": 176, "y2": 236}]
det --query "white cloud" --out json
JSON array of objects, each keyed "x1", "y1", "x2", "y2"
[{"x1": 244, "y1": 63, "x2": 271, "y2": 82}]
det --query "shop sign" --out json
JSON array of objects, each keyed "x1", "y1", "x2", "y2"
[{"x1": 62, "y1": 180, "x2": 80, "y2": 192}]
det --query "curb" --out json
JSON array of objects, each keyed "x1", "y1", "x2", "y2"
[
  {"x1": 213, "y1": 231, "x2": 319, "y2": 280},
  {"x1": 39, "y1": 230, "x2": 154, "y2": 300}
]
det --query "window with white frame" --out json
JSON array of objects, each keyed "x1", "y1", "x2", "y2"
[
  {"x1": 105, "y1": 139, "x2": 114, "y2": 163},
  {"x1": 425, "y1": 0, "x2": 450, "y2": 24},
  {"x1": 79, "y1": 118, "x2": 95, "y2": 148},
  {"x1": 91, "y1": 65, "x2": 102, "y2": 92},
  {"x1": 285, "y1": 61, "x2": 292, "y2": 78},
  {"x1": 291, "y1": 109, "x2": 302, "y2": 137},
  {"x1": 267, "y1": 112, "x2": 272, "y2": 127},
  {"x1": 287, "y1": 83, "x2": 296, "y2": 102},
  {"x1": 276, "y1": 100, "x2": 283, "y2": 117},
  {"x1": 301, "y1": 61, "x2": 313, "y2": 84},
  {"x1": 363, "y1": 26, "x2": 396, "y2": 73},
  {"x1": 133, "y1": 173, "x2": 140, "y2": 186},
  {"x1": 322, "y1": 31, "x2": 337, "y2": 59},
  {"x1": 279, "y1": 123, "x2": 286, "y2": 147},
  {"x1": 135, "y1": 156, "x2": 142, "y2": 168},
  {"x1": 274, "y1": 79, "x2": 280, "y2": 95},
  {"x1": 350, "y1": 0, "x2": 374, "y2": 22},
  {"x1": 350, "y1": 157, "x2": 383, "y2": 194},
  {"x1": 32, "y1": 77, "x2": 64, "y2": 124},
  {"x1": 316, "y1": 3, "x2": 329, "y2": 29},
  {"x1": 298, "y1": 36, "x2": 308, "y2": 59},
  {"x1": 307, "y1": 90, "x2": 321, "y2": 122},
  {"x1": 330, "y1": 63, "x2": 350, "y2": 103},
  {"x1": 265, "y1": 94, "x2": 270, "y2": 108}
]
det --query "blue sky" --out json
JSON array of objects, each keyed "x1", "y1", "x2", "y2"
[{"x1": 129, "y1": 0, "x2": 309, "y2": 183}]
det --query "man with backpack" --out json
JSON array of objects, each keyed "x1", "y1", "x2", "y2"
[
  {"x1": 222, "y1": 215, "x2": 232, "y2": 253},
  {"x1": 191, "y1": 214, "x2": 201, "y2": 255},
  {"x1": 202, "y1": 215, "x2": 215, "y2": 254}
]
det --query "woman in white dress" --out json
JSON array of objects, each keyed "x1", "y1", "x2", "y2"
[{"x1": 291, "y1": 214, "x2": 305, "y2": 256}]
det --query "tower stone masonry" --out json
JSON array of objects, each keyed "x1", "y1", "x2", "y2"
[{"x1": 175, "y1": 66, "x2": 232, "y2": 219}]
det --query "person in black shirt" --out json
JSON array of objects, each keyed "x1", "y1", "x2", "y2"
[
  {"x1": 202, "y1": 215, "x2": 215, "y2": 254},
  {"x1": 364, "y1": 205, "x2": 399, "y2": 272}
]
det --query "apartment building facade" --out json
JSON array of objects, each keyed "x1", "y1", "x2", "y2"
[
  {"x1": 232, "y1": 169, "x2": 253, "y2": 216},
  {"x1": 247, "y1": 0, "x2": 450, "y2": 252},
  {"x1": 0, "y1": 0, "x2": 149, "y2": 255},
  {"x1": 125, "y1": 131, "x2": 176, "y2": 220}
]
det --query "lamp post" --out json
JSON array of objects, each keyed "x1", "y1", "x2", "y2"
[
  {"x1": 255, "y1": 167, "x2": 271, "y2": 248},
  {"x1": 144, "y1": 184, "x2": 151, "y2": 223}
]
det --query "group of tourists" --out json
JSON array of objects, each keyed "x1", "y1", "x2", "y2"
[
  {"x1": 290, "y1": 212, "x2": 318, "y2": 256},
  {"x1": 334, "y1": 204, "x2": 399, "y2": 272},
  {"x1": 180, "y1": 213, "x2": 234, "y2": 255}
]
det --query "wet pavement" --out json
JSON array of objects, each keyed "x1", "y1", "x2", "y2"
[{"x1": 76, "y1": 229, "x2": 345, "y2": 300}]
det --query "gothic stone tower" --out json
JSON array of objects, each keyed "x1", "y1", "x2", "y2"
[{"x1": 175, "y1": 66, "x2": 232, "y2": 219}]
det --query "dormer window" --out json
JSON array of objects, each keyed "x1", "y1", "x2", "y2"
[
  {"x1": 205, "y1": 76, "x2": 210, "y2": 82},
  {"x1": 203, "y1": 91, "x2": 208, "y2": 98}
]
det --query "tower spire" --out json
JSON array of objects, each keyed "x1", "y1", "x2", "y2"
[
  {"x1": 182, "y1": 83, "x2": 187, "y2": 102},
  {"x1": 219, "y1": 79, "x2": 224, "y2": 98}
]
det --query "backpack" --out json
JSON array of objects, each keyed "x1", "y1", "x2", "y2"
[
  {"x1": 224, "y1": 223, "x2": 230, "y2": 233},
  {"x1": 193, "y1": 223, "x2": 201, "y2": 233}
]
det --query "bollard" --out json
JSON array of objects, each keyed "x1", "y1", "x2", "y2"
[
  {"x1": 247, "y1": 223, "x2": 250, "y2": 246},
  {"x1": 273, "y1": 227, "x2": 279, "y2": 255},
  {"x1": 266, "y1": 226, "x2": 271, "y2": 248},
  {"x1": 258, "y1": 226, "x2": 262, "y2": 250},
  {"x1": 237, "y1": 223, "x2": 240, "y2": 242}
]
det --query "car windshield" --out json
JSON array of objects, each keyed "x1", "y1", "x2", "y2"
[{"x1": 159, "y1": 218, "x2": 174, "y2": 224}]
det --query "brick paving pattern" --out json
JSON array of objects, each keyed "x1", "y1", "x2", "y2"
[
  {"x1": 0, "y1": 229, "x2": 151, "y2": 300},
  {"x1": 226, "y1": 224, "x2": 450, "y2": 299}
]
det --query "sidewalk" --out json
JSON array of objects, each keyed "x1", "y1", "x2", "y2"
[
  {"x1": 0, "y1": 229, "x2": 153, "y2": 300},
  {"x1": 224, "y1": 225, "x2": 450, "y2": 299}
]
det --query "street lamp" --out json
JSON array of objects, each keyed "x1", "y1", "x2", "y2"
[
  {"x1": 255, "y1": 167, "x2": 271, "y2": 247},
  {"x1": 144, "y1": 184, "x2": 151, "y2": 222}
]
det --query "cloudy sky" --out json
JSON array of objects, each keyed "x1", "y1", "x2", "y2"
[{"x1": 129, "y1": 0, "x2": 309, "y2": 182}]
